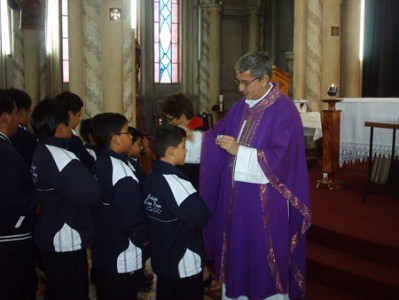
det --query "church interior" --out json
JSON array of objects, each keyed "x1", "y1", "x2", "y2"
[{"x1": 1, "y1": 0, "x2": 399, "y2": 299}]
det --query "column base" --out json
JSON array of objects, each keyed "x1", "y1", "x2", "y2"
[{"x1": 316, "y1": 178, "x2": 345, "y2": 190}]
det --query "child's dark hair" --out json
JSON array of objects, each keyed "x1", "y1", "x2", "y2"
[
  {"x1": 30, "y1": 99, "x2": 69, "y2": 138},
  {"x1": 161, "y1": 93, "x2": 195, "y2": 120},
  {"x1": 92, "y1": 113, "x2": 127, "y2": 148},
  {"x1": 54, "y1": 91, "x2": 83, "y2": 114},
  {"x1": 80, "y1": 118, "x2": 95, "y2": 144},
  {"x1": 0, "y1": 89, "x2": 15, "y2": 114},
  {"x1": 128, "y1": 126, "x2": 144, "y2": 143},
  {"x1": 6, "y1": 88, "x2": 32, "y2": 111},
  {"x1": 152, "y1": 124, "x2": 186, "y2": 158}
]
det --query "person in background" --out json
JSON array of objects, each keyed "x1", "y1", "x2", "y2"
[
  {"x1": 30, "y1": 99, "x2": 101, "y2": 300},
  {"x1": 160, "y1": 94, "x2": 203, "y2": 190},
  {"x1": 91, "y1": 113, "x2": 148, "y2": 300},
  {"x1": 161, "y1": 93, "x2": 214, "y2": 287},
  {"x1": 55, "y1": 91, "x2": 95, "y2": 169},
  {"x1": 142, "y1": 124, "x2": 210, "y2": 300},
  {"x1": 7, "y1": 88, "x2": 37, "y2": 166},
  {"x1": 127, "y1": 126, "x2": 147, "y2": 186},
  {"x1": 0, "y1": 89, "x2": 38, "y2": 300},
  {"x1": 187, "y1": 51, "x2": 310, "y2": 300},
  {"x1": 80, "y1": 118, "x2": 100, "y2": 161}
]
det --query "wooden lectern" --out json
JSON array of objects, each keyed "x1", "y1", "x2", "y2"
[{"x1": 316, "y1": 99, "x2": 344, "y2": 190}]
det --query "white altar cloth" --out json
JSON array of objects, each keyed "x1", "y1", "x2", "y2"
[
  {"x1": 336, "y1": 98, "x2": 399, "y2": 165},
  {"x1": 300, "y1": 112, "x2": 322, "y2": 141}
]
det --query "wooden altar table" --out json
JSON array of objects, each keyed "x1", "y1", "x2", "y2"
[{"x1": 363, "y1": 121, "x2": 399, "y2": 202}]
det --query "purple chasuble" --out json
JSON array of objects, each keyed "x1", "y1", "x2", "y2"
[{"x1": 200, "y1": 85, "x2": 311, "y2": 300}]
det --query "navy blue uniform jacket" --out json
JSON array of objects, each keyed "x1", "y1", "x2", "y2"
[
  {"x1": 0, "y1": 133, "x2": 37, "y2": 244},
  {"x1": 10, "y1": 124, "x2": 37, "y2": 167},
  {"x1": 31, "y1": 137, "x2": 100, "y2": 252},
  {"x1": 142, "y1": 160, "x2": 210, "y2": 279},
  {"x1": 91, "y1": 148, "x2": 148, "y2": 274}
]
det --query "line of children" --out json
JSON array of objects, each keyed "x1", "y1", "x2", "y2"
[{"x1": 2, "y1": 87, "x2": 210, "y2": 299}]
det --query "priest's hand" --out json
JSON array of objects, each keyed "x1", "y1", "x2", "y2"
[{"x1": 215, "y1": 135, "x2": 239, "y2": 156}]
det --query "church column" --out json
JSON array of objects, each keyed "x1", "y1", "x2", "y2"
[
  {"x1": 293, "y1": 0, "x2": 307, "y2": 100},
  {"x1": 207, "y1": 4, "x2": 222, "y2": 111},
  {"x1": 122, "y1": 0, "x2": 135, "y2": 124},
  {"x1": 198, "y1": 3, "x2": 221, "y2": 112},
  {"x1": 247, "y1": 7, "x2": 259, "y2": 51},
  {"x1": 101, "y1": 0, "x2": 123, "y2": 114},
  {"x1": 82, "y1": 1, "x2": 102, "y2": 116},
  {"x1": 341, "y1": 0, "x2": 361, "y2": 97},
  {"x1": 305, "y1": 0, "x2": 322, "y2": 112},
  {"x1": 68, "y1": 0, "x2": 84, "y2": 104},
  {"x1": 23, "y1": 30, "x2": 40, "y2": 108},
  {"x1": 20, "y1": 0, "x2": 45, "y2": 107}
]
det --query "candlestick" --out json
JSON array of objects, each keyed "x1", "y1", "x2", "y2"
[{"x1": 219, "y1": 95, "x2": 224, "y2": 112}]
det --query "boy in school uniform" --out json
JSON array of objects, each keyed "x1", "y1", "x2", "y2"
[
  {"x1": 127, "y1": 126, "x2": 155, "y2": 288},
  {"x1": 0, "y1": 90, "x2": 38, "y2": 300},
  {"x1": 30, "y1": 99, "x2": 101, "y2": 300},
  {"x1": 142, "y1": 124, "x2": 210, "y2": 300},
  {"x1": 80, "y1": 118, "x2": 100, "y2": 161},
  {"x1": 91, "y1": 113, "x2": 148, "y2": 300},
  {"x1": 7, "y1": 88, "x2": 37, "y2": 167},
  {"x1": 127, "y1": 126, "x2": 147, "y2": 186},
  {"x1": 55, "y1": 91, "x2": 95, "y2": 169}
]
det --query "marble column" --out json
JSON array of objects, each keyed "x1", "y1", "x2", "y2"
[
  {"x1": 11, "y1": 10, "x2": 24, "y2": 90},
  {"x1": 198, "y1": 5, "x2": 210, "y2": 112},
  {"x1": 207, "y1": 5, "x2": 221, "y2": 112},
  {"x1": 305, "y1": 0, "x2": 322, "y2": 112},
  {"x1": 82, "y1": 1, "x2": 102, "y2": 116},
  {"x1": 122, "y1": 0, "x2": 135, "y2": 125},
  {"x1": 248, "y1": 7, "x2": 259, "y2": 51},
  {"x1": 293, "y1": 0, "x2": 307, "y2": 100}
]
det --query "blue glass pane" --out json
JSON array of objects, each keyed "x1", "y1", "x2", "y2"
[
  {"x1": 154, "y1": 0, "x2": 178, "y2": 83},
  {"x1": 160, "y1": 0, "x2": 171, "y2": 83}
]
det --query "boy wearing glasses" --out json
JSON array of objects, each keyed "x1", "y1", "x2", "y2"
[{"x1": 91, "y1": 113, "x2": 148, "y2": 300}]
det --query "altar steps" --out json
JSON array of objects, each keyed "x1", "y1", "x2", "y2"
[
  {"x1": 304, "y1": 161, "x2": 399, "y2": 299},
  {"x1": 306, "y1": 225, "x2": 399, "y2": 299}
]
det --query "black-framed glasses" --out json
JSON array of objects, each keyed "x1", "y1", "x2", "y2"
[
  {"x1": 164, "y1": 115, "x2": 176, "y2": 122},
  {"x1": 233, "y1": 77, "x2": 259, "y2": 86},
  {"x1": 116, "y1": 131, "x2": 132, "y2": 136}
]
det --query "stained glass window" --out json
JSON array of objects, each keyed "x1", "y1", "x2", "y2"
[
  {"x1": 154, "y1": 0, "x2": 179, "y2": 83},
  {"x1": 61, "y1": 0, "x2": 69, "y2": 83}
]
